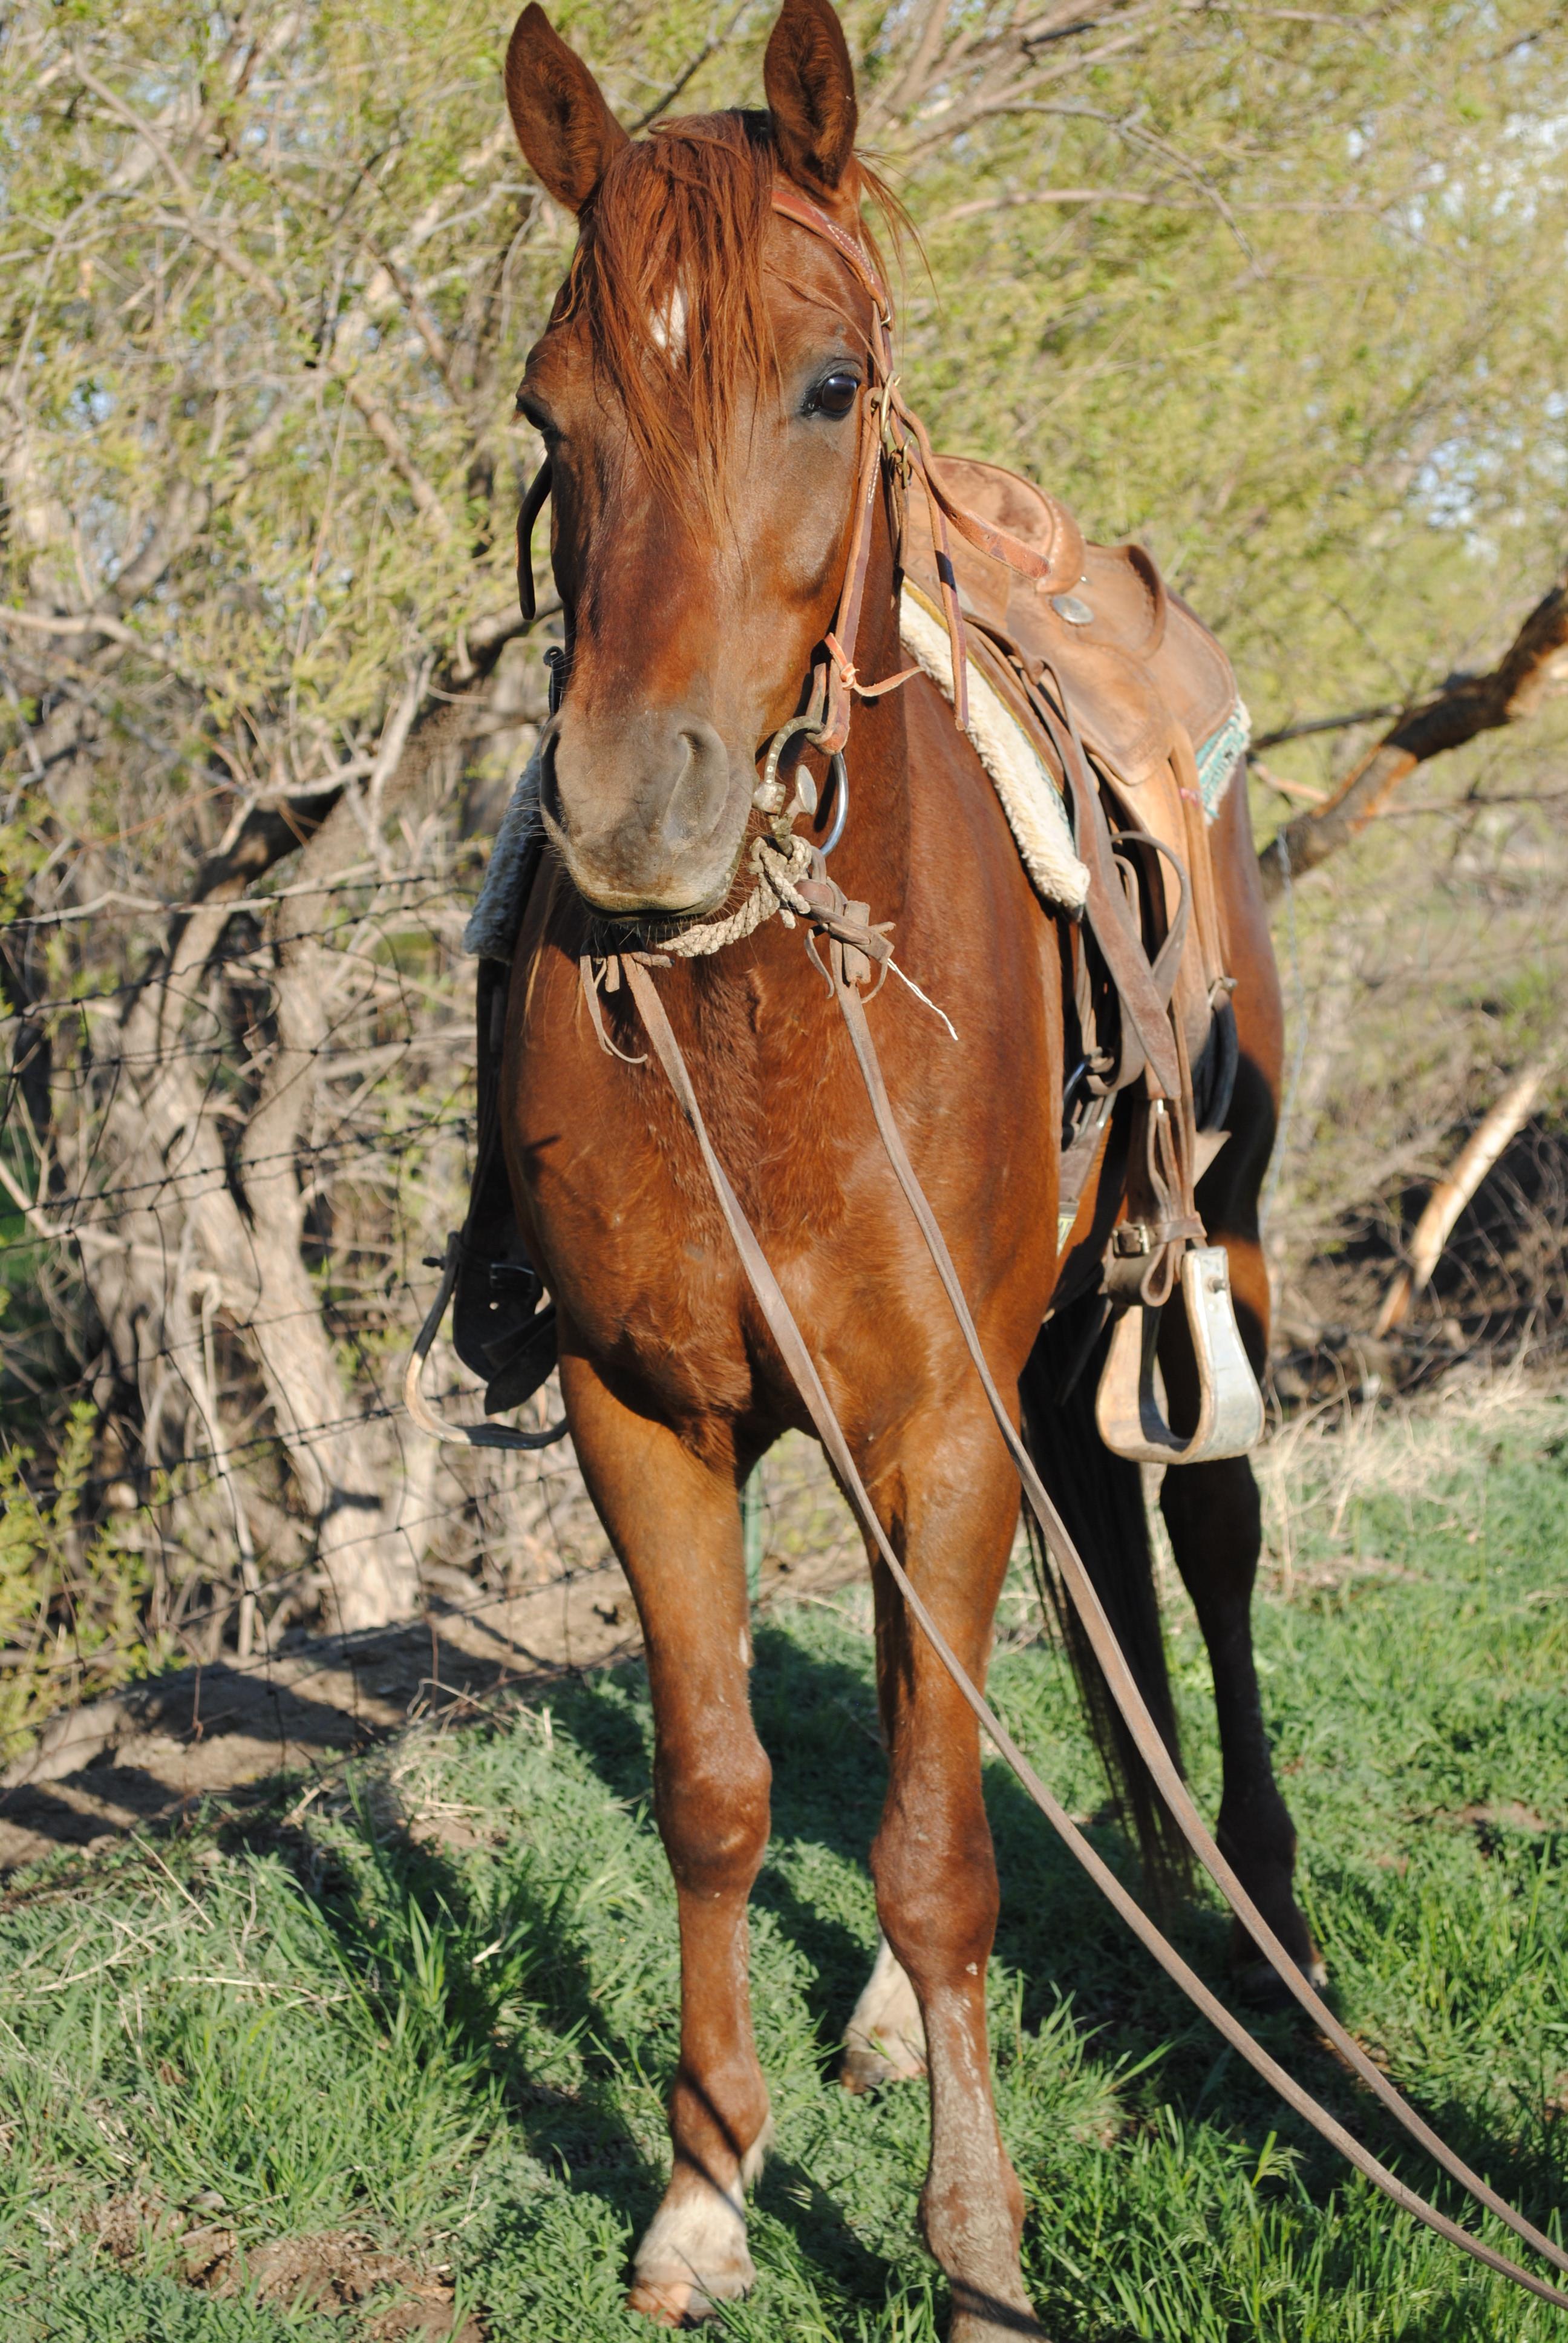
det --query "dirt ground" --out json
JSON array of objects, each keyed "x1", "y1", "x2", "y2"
[{"x1": 0, "y1": 1539, "x2": 856, "y2": 1872}]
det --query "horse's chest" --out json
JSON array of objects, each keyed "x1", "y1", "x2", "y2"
[{"x1": 512, "y1": 1012, "x2": 1046, "y2": 1443}]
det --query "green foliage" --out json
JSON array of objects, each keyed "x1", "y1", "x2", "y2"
[
  {"x1": 3, "y1": 0, "x2": 1568, "y2": 1840},
  {"x1": 0, "y1": 1401, "x2": 1566, "y2": 2337},
  {"x1": 3, "y1": 0, "x2": 1566, "y2": 827},
  {"x1": 0, "y1": 1404, "x2": 155, "y2": 1755}
]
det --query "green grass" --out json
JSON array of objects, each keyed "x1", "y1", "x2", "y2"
[{"x1": 2, "y1": 1393, "x2": 1568, "y2": 2339}]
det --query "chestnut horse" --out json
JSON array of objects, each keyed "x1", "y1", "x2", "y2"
[{"x1": 495, "y1": 2, "x2": 1310, "y2": 2332}]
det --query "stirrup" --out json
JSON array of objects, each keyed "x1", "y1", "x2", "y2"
[
  {"x1": 1094, "y1": 1245, "x2": 1263, "y2": 1466},
  {"x1": 404, "y1": 1233, "x2": 570, "y2": 1453}
]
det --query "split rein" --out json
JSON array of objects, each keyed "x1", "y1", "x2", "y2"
[{"x1": 614, "y1": 890, "x2": 1568, "y2": 2313}]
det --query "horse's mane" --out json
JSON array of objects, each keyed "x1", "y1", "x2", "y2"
[{"x1": 559, "y1": 110, "x2": 898, "y2": 516}]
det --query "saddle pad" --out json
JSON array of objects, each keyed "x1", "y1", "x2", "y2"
[{"x1": 898, "y1": 585, "x2": 1088, "y2": 909}]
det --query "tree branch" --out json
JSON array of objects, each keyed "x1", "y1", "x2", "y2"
[
  {"x1": 1258, "y1": 566, "x2": 1568, "y2": 902},
  {"x1": 1252, "y1": 702, "x2": 1401, "y2": 750},
  {"x1": 67, "y1": 57, "x2": 451, "y2": 539}
]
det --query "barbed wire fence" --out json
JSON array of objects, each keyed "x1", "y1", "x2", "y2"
[
  {"x1": 1, "y1": 724, "x2": 870, "y2": 1774},
  {"x1": 1, "y1": 788, "x2": 581, "y2": 1720},
  {"x1": 11, "y1": 742, "x2": 1568, "y2": 1764}
]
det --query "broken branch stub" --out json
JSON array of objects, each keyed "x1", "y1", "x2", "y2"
[{"x1": 1373, "y1": 1060, "x2": 1557, "y2": 1339}]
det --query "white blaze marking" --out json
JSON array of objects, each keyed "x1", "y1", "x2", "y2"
[{"x1": 648, "y1": 285, "x2": 688, "y2": 357}]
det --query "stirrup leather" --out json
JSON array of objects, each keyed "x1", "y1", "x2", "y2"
[{"x1": 1095, "y1": 1244, "x2": 1263, "y2": 1466}]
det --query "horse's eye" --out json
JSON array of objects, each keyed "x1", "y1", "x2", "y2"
[
  {"x1": 516, "y1": 390, "x2": 560, "y2": 442},
  {"x1": 808, "y1": 370, "x2": 860, "y2": 419}
]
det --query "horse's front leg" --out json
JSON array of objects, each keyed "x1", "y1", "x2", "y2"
[
  {"x1": 561, "y1": 1354, "x2": 773, "y2": 2327},
  {"x1": 866, "y1": 1401, "x2": 1045, "y2": 2343}
]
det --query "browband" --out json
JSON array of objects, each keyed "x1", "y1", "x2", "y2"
[{"x1": 769, "y1": 182, "x2": 892, "y2": 320}]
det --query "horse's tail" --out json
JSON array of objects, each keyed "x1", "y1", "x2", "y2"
[{"x1": 1019, "y1": 1294, "x2": 1194, "y2": 1909}]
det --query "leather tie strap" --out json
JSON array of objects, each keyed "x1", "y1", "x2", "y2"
[{"x1": 619, "y1": 940, "x2": 1568, "y2": 2312}]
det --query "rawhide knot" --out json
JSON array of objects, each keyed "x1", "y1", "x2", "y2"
[
  {"x1": 795, "y1": 873, "x2": 894, "y2": 995},
  {"x1": 652, "y1": 830, "x2": 815, "y2": 961}
]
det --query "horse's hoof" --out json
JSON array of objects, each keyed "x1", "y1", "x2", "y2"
[
  {"x1": 949, "y1": 2325, "x2": 1050, "y2": 2342},
  {"x1": 626, "y1": 2276, "x2": 690, "y2": 2327},
  {"x1": 627, "y1": 2275, "x2": 724, "y2": 2327},
  {"x1": 1233, "y1": 1951, "x2": 1328, "y2": 2009},
  {"x1": 948, "y1": 2293, "x2": 1048, "y2": 2340},
  {"x1": 840, "y1": 2034, "x2": 928, "y2": 2092},
  {"x1": 628, "y1": 2259, "x2": 754, "y2": 2326},
  {"x1": 842, "y1": 1935, "x2": 928, "y2": 2091},
  {"x1": 629, "y1": 2178, "x2": 757, "y2": 2327},
  {"x1": 949, "y1": 2324, "x2": 1050, "y2": 2342}
]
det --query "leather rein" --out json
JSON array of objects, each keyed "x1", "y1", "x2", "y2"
[{"x1": 458, "y1": 185, "x2": 1568, "y2": 2302}]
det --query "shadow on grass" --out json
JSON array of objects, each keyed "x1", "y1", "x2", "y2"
[
  {"x1": 221, "y1": 1611, "x2": 1568, "y2": 2330},
  {"x1": 223, "y1": 1729, "x2": 668, "y2": 2246},
  {"x1": 491, "y1": 1629, "x2": 1568, "y2": 2226}
]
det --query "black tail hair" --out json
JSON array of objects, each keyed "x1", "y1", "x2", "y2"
[{"x1": 1019, "y1": 1293, "x2": 1193, "y2": 1911}]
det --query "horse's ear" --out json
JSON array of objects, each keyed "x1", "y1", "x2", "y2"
[
  {"x1": 764, "y1": 0, "x2": 858, "y2": 197},
  {"x1": 505, "y1": 4, "x2": 629, "y2": 215}
]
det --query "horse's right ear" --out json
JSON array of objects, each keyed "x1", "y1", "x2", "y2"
[
  {"x1": 505, "y1": 4, "x2": 628, "y2": 215},
  {"x1": 765, "y1": 0, "x2": 858, "y2": 197}
]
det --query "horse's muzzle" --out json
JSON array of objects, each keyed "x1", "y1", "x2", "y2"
[{"x1": 541, "y1": 716, "x2": 750, "y2": 917}]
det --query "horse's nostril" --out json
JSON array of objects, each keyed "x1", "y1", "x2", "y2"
[{"x1": 543, "y1": 709, "x2": 748, "y2": 913}]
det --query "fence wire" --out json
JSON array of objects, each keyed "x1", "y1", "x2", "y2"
[
  {"x1": 11, "y1": 701, "x2": 1568, "y2": 1768},
  {"x1": 0, "y1": 830, "x2": 648, "y2": 1746}
]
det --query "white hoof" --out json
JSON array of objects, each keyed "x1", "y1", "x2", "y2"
[
  {"x1": 841, "y1": 1932, "x2": 927, "y2": 2091},
  {"x1": 629, "y1": 2120, "x2": 773, "y2": 2327}
]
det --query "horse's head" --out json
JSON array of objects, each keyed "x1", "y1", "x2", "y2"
[{"x1": 505, "y1": 0, "x2": 884, "y2": 918}]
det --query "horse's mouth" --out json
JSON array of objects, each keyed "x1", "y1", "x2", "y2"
[{"x1": 575, "y1": 827, "x2": 757, "y2": 953}]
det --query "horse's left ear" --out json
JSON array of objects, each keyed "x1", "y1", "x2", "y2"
[{"x1": 764, "y1": 0, "x2": 858, "y2": 197}]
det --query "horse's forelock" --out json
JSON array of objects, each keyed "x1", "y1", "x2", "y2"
[{"x1": 561, "y1": 110, "x2": 882, "y2": 516}]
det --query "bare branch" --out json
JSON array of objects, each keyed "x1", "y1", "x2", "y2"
[
  {"x1": 1252, "y1": 703, "x2": 1402, "y2": 750},
  {"x1": 1259, "y1": 566, "x2": 1568, "y2": 900},
  {"x1": 1373, "y1": 1060, "x2": 1557, "y2": 1336},
  {"x1": 68, "y1": 63, "x2": 452, "y2": 537}
]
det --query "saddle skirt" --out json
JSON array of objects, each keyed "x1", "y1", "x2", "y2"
[{"x1": 903, "y1": 455, "x2": 1249, "y2": 1105}]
